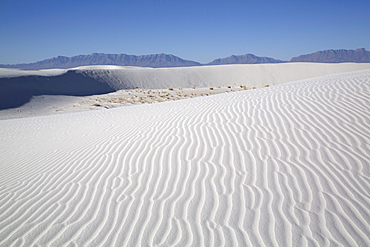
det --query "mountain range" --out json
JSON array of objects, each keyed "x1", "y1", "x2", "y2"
[
  {"x1": 290, "y1": 48, "x2": 370, "y2": 63},
  {"x1": 0, "y1": 53, "x2": 201, "y2": 70},
  {"x1": 1, "y1": 48, "x2": 369, "y2": 70}
]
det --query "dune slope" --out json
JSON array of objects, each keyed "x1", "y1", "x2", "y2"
[
  {"x1": 74, "y1": 63, "x2": 370, "y2": 89},
  {"x1": 1, "y1": 63, "x2": 370, "y2": 110},
  {"x1": 0, "y1": 70, "x2": 369, "y2": 246}
]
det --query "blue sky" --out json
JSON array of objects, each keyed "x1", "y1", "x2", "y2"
[{"x1": 1, "y1": 0, "x2": 369, "y2": 64}]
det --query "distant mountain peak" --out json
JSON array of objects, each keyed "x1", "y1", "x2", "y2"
[
  {"x1": 207, "y1": 53, "x2": 285, "y2": 65},
  {"x1": 290, "y1": 48, "x2": 370, "y2": 63}
]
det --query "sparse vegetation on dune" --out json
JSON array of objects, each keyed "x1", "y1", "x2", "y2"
[{"x1": 79, "y1": 84, "x2": 272, "y2": 111}]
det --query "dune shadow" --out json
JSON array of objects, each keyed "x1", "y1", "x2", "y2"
[{"x1": 0, "y1": 71, "x2": 115, "y2": 110}]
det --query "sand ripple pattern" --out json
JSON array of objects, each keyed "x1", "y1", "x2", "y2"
[{"x1": 0, "y1": 70, "x2": 370, "y2": 246}]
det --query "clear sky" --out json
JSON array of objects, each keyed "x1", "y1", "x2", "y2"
[{"x1": 1, "y1": 0, "x2": 369, "y2": 64}]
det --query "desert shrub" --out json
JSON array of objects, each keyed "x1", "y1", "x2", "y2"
[
  {"x1": 264, "y1": 85, "x2": 270, "y2": 87},
  {"x1": 209, "y1": 87, "x2": 214, "y2": 90},
  {"x1": 168, "y1": 88, "x2": 173, "y2": 90}
]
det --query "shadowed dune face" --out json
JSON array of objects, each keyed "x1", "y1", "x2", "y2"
[{"x1": 0, "y1": 71, "x2": 115, "y2": 109}]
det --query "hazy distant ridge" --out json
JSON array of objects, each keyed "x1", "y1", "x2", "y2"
[
  {"x1": 207, "y1": 54, "x2": 285, "y2": 65},
  {"x1": 290, "y1": 48, "x2": 370, "y2": 63},
  {"x1": 0, "y1": 53, "x2": 201, "y2": 69}
]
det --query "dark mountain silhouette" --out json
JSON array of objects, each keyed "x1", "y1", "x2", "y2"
[
  {"x1": 0, "y1": 53, "x2": 201, "y2": 69},
  {"x1": 290, "y1": 48, "x2": 370, "y2": 63},
  {"x1": 207, "y1": 54, "x2": 285, "y2": 65}
]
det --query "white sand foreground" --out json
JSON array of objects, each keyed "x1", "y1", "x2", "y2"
[{"x1": 0, "y1": 70, "x2": 369, "y2": 246}]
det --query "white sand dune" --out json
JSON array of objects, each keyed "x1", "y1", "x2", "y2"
[
  {"x1": 1, "y1": 62, "x2": 369, "y2": 116},
  {"x1": 0, "y1": 70, "x2": 370, "y2": 246},
  {"x1": 0, "y1": 68, "x2": 67, "y2": 78},
  {"x1": 76, "y1": 63, "x2": 370, "y2": 89},
  {"x1": 1, "y1": 63, "x2": 370, "y2": 89}
]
